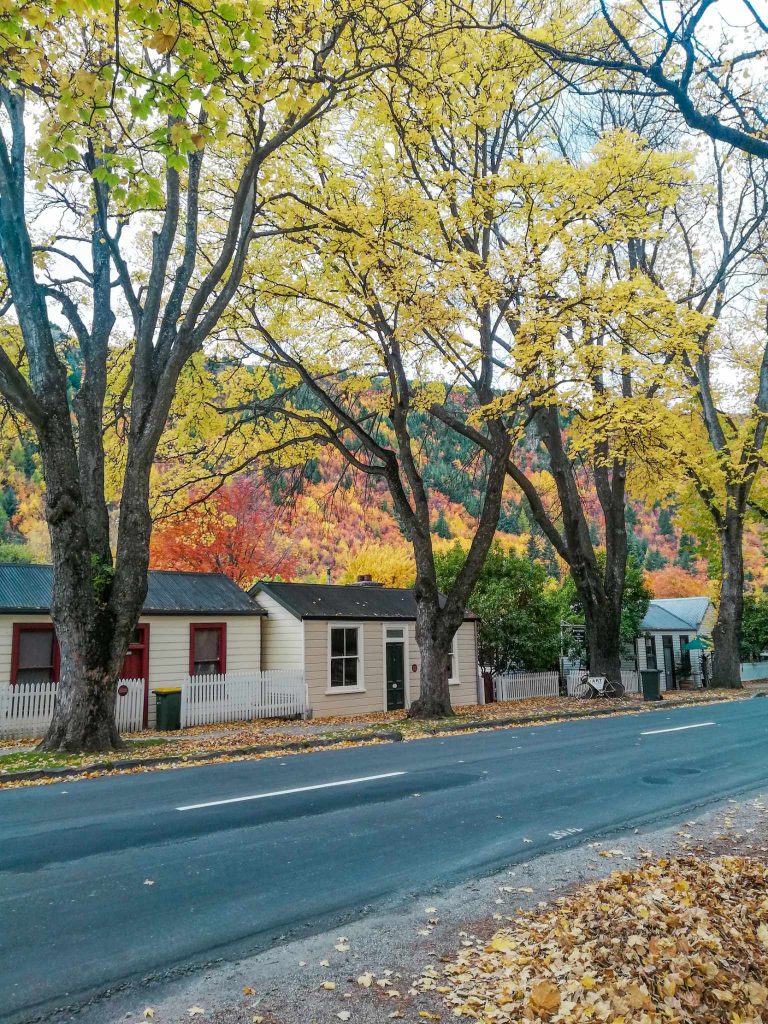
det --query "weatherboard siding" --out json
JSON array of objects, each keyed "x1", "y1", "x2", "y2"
[
  {"x1": 301, "y1": 617, "x2": 477, "y2": 717},
  {"x1": 142, "y1": 615, "x2": 261, "y2": 727},
  {"x1": 700, "y1": 603, "x2": 717, "y2": 633},
  {"x1": 637, "y1": 630, "x2": 704, "y2": 690},
  {"x1": 0, "y1": 612, "x2": 261, "y2": 730},
  {"x1": 256, "y1": 591, "x2": 304, "y2": 670}
]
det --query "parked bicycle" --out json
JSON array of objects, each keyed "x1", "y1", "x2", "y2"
[{"x1": 575, "y1": 674, "x2": 626, "y2": 699}]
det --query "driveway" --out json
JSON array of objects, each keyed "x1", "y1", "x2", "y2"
[{"x1": 2, "y1": 698, "x2": 768, "y2": 1024}]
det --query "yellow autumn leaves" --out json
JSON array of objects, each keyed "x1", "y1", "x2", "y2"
[{"x1": 420, "y1": 856, "x2": 768, "y2": 1023}]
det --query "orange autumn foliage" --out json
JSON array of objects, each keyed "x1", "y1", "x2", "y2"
[
  {"x1": 646, "y1": 565, "x2": 711, "y2": 599},
  {"x1": 150, "y1": 477, "x2": 297, "y2": 587}
]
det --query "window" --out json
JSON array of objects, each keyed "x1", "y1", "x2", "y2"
[
  {"x1": 448, "y1": 635, "x2": 459, "y2": 685},
  {"x1": 644, "y1": 635, "x2": 657, "y2": 670},
  {"x1": 189, "y1": 624, "x2": 226, "y2": 676},
  {"x1": 12, "y1": 624, "x2": 59, "y2": 685},
  {"x1": 329, "y1": 626, "x2": 361, "y2": 689}
]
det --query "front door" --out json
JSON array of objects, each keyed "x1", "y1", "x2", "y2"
[
  {"x1": 385, "y1": 639, "x2": 406, "y2": 711},
  {"x1": 662, "y1": 635, "x2": 676, "y2": 690},
  {"x1": 121, "y1": 624, "x2": 149, "y2": 726}
]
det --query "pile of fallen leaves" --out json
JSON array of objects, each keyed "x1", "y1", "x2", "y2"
[{"x1": 418, "y1": 857, "x2": 768, "y2": 1022}]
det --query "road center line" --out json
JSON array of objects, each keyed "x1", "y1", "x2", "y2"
[
  {"x1": 176, "y1": 772, "x2": 407, "y2": 811},
  {"x1": 641, "y1": 722, "x2": 716, "y2": 736}
]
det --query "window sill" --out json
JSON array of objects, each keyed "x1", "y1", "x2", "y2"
[
  {"x1": 325, "y1": 686, "x2": 366, "y2": 695},
  {"x1": 449, "y1": 679, "x2": 461, "y2": 686}
]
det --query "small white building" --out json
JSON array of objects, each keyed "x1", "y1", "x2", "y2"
[
  {"x1": 0, "y1": 563, "x2": 264, "y2": 727},
  {"x1": 636, "y1": 596, "x2": 715, "y2": 690},
  {"x1": 252, "y1": 579, "x2": 480, "y2": 716}
]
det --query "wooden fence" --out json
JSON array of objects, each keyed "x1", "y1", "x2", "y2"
[
  {"x1": 0, "y1": 678, "x2": 145, "y2": 741},
  {"x1": 494, "y1": 671, "x2": 560, "y2": 701},
  {"x1": 180, "y1": 669, "x2": 307, "y2": 728}
]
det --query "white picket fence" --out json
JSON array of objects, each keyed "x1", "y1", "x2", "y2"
[
  {"x1": 115, "y1": 678, "x2": 145, "y2": 732},
  {"x1": 494, "y1": 670, "x2": 560, "y2": 701},
  {"x1": 0, "y1": 677, "x2": 145, "y2": 740},
  {"x1": 180, "y1": 669, "x2": 307, "y2": 728},
  {"x1": 565, "y1": 670, "x2": 641, "y2": 695}
]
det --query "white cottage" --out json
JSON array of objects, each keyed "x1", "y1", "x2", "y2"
[
  {"x1": 251, "y1": 578, "x2": 481, "y2": 716},
  {"x1": 636, "y1": 596, "x2": 716, "y2": 690},
  {"x1": 0, "y1": 563, "x2": 264, "y2": 727}
]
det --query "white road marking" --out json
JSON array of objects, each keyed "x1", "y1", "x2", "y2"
[
  {"x1": 176, "y1": 772, "x2": 407, "y2": 811},
  {"x1": 549, "y1": 827, "x2": 583, "y2": 840},
  {"x1": 641, "y1": 722, "x2": 716, "y2": 736}
]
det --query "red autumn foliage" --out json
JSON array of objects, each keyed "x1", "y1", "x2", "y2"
[{"x1": 150, "y1": 477, "x2": 297, "y2": 587}]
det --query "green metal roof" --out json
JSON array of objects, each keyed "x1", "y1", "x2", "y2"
[
  {"x1": 0, "y1": 564, "x2": 264, "y2": 616},
  {"x1": 640, "y1": 597, "x2": 711, "y2": 632}
]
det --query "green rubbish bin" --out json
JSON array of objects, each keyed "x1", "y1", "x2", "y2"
[
  {"x1": 640, "y1": 668, "x2": 662, "y2": 703},
  {"x1": 153, "y1": 687, "x2": 182, "y2": 730}
]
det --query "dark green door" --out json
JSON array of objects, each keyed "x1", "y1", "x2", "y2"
[{"x1": 386, "y1": 642, "x2": 405, "y2": 710}]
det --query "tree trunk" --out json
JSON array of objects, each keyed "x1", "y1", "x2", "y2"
[
  {"x1": 711, "y1": 515, "x2": 744, "y2": 689},
  {"x1": 409, "y1": 592, "x2": 454, "y2": 718},
  {"x1": 40, "y1": 656, "x2": 122, "y2": 753},
  {"x1": 584, "y1": 598, "x2": 624, "y2": 688},
  {"x1": 35, "y1": 425, "x2": 151, "y2": 751}
]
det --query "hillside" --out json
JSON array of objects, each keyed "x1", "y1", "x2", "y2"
[{"x1": 2, "y1": 424, "x2": 763, "y2": 597}]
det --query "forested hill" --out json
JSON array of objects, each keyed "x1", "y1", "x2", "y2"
[{"x1": 1, "y1": 424, "x2": 764, "y2": 596}]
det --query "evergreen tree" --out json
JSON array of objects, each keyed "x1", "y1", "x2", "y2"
[
  {"x1": 676, "y1": 533, "x2": 697, "y2": 571},
  {"x1": 432, "y1": 509, "x2": 452, "y2": 539},
  {"x1": 658, "y1": 507, "x2": 674, "y2": 536},
  {"x1": 645, "y1": 548, "x2": 667, "y2": 571}
]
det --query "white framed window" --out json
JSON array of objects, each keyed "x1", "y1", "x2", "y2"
[
  {"x1": 328, "y1": 624, "x2": 364, "y2": 692},
  {"x1": 448, "y1": 633, "x2": 460, "y2": 685}
]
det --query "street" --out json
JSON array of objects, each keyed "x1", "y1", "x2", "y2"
[{"x1": 2, "y1": 698, "x2": 768, "y2": 1024}]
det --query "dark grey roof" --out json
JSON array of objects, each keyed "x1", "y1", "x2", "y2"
[
  {"x1": 252, "y1": 580, "x2": 476, "y2": 621},
  {"x1": 0, "y1": 564, "x2": 264, "y2": 616}
]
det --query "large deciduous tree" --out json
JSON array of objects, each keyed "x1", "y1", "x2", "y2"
[
  {"x1": 631, "y1": 143, "x2": 768, "y2": 687},
  {"x1": 492, "y1": 0, "x2": 768, "y2": 160},
  {"x1": 0, "y1": 0, "x2": 400, "y2": 750},
  {"x1": 233, "y1": 23, "x2": 698, "y2": 703},
  {"x1": 359, "y1": 22, "x2": 699, "y2": 687}
]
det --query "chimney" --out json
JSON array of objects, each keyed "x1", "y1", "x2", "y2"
[
  {"x1": 350, "y1": 573, "x2": 383, "y2": 587},
  {"x1": 326, "y1": 567, "x2": 332, "y2": 585}
]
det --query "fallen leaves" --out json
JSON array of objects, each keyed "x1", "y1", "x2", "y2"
[
  {"x1": 529, "y1": 980, "x2": 561, "y2": 1016},
  {"x1": 416, "y1": 856, "x2": 768, "y2": 1023},
  {"x1": 1, "y1": 690, "x2": 748, "y2": 790}
]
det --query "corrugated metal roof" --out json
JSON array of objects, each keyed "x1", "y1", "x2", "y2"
[
  {"x1": 252, "y1": 580, "x2": 476, "y2": 621},
  {"x1": 0, "y1": 564, "x2": 264, "y2": 616},
  {"x1": 641, "y1": 597, "x2": 711, "y2": 632}
]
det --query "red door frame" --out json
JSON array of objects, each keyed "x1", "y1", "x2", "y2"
[{"x1": 121, "y1": 623, "x2": 150, "y2": 727}]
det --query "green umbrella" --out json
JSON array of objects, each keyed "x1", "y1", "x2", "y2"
[{"x1": 681, "y1": 636, "x2": 713, "y2": 652}]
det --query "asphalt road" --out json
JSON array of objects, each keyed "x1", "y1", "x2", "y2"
[{"x1": 2, "y1": 698, "x2": 768, "y2": 1024}]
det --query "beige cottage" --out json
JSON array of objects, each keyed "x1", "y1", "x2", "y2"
[
  {"x1": 251, "y1": 579, "x2": 480, "y2": 717},
  {"x1": 0, "y1": 564, "x2": 263, "y2": 727}
]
